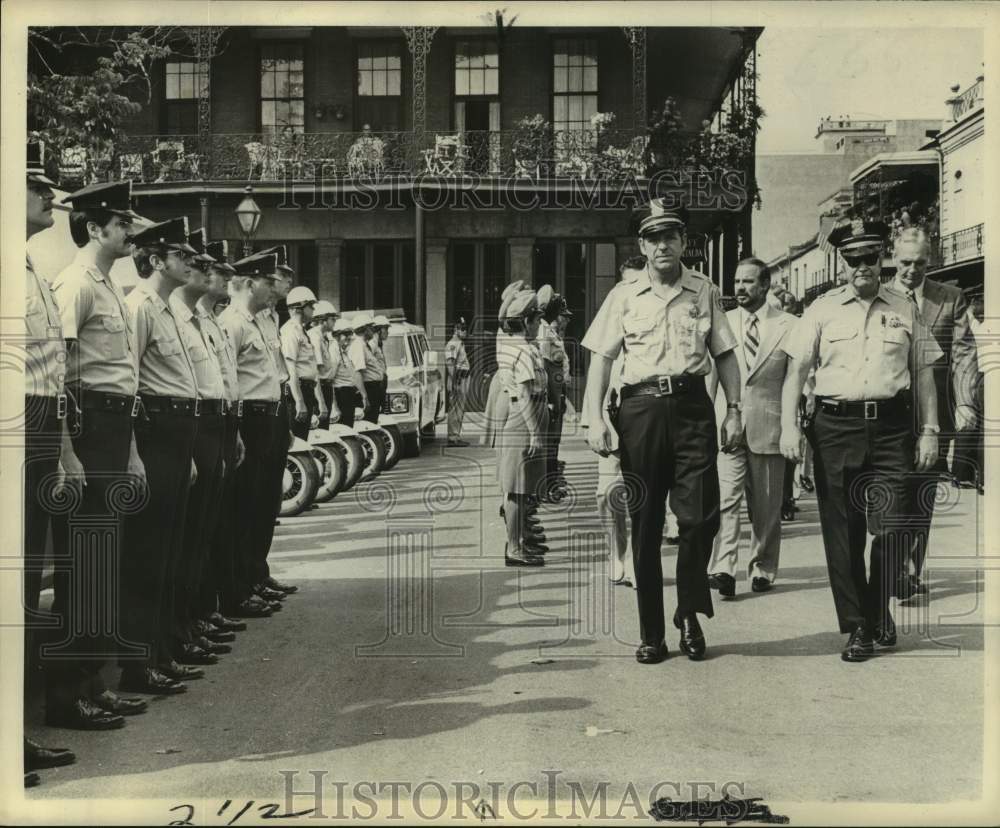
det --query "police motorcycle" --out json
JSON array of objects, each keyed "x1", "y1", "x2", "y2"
[{"x1": 281, "y1": 432, "x2": 322, "y2": 517}]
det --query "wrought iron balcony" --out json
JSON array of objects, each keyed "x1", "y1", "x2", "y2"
[
  {"x1": 56, "y1": 128, "x2": 755, "y2": 189},
  {"x1": 948, "y1": 78, "x2": 984, "y2": 122},
  {"x1": 940, "y1": 223, "x2": 984, "y2": 267}
]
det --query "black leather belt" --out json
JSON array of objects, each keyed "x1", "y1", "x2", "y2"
[
  {"x1": 140, "y1": 394, "x2": 200, "y2": 417},
  {"x1": 77, "y1": 389, "x2": 141, "y2": 417},
  {"x1": 242, "y1": 398, "x2": 282, "y2": 417},
  {"x1": 26, "y1": 393, "x2": 68, "y2": 420},
  {"x1": 320, "y1": 379, "x2": 334, "y2": 389},
  {"x1": 224, "y1": 399, "x2": 240, "y2": 417},
  {"x1": 620, "y1": 375, "x2": 701, "y2": 400},
  {"x1": 818, "y1": 394, "x2": 910, "y2": 420},
  {"x1": 198, "y1": 398, "x2": 225, "y2": 416}
]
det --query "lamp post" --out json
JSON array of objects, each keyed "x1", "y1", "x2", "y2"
[{"x1": 234, "y1": 185, "x2": 262, "y2": 258}]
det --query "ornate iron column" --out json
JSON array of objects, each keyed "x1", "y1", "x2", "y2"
[
  {"x1": 402, "y1": 27, "x2": 439, "y2": 136},
  {"x1": 184, "y1": 26, "x2": 225, "y2": 179},
  {"x1": 621, "y1": 27, "x2": 647, "y2": 133}
]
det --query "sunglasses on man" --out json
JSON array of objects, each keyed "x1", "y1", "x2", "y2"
[{"x1": 842, "y1": 251, "x2": 880, "y2": 268}]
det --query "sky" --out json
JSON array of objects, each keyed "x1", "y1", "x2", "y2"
[{"x1": 755, "y1": 27, "x2": 984, "y2": 154}]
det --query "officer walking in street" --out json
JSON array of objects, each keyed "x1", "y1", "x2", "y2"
[
  {"x1": 50, "y1": 180, "x2": 145, "y2": 729},
  {"x1": 780, "y1": 218, "x2": 942, "y2": 662},
  {"x1": 445, "y1": 317, "x2": 471, "y2": 446},
  {"x1": 582, "y1": 201, "x2": 743, "y2": 664},
  {"x1": 281, "y1": 285, "x2": 321, "y2": 440}
]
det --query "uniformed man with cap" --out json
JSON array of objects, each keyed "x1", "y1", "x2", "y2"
[
  {"x1": 445, "y1": 316, "x2": 471, "y2": 446},
  {"x1": 496, "y1": 286, "x2": 551, "y2": 566},
  {"x1": 349, "y1": 312, "x2": 384, "y2": 422},
  {"x1": 548, "y1": 293, "x2": 573, "y2": 481},
  {"x1": 219, "y1": 253, "x2": 285, "y2": 617},
  {"x1": 308, "y1": 300, "x2": 340, "y2": 428},
  {"x1": 780, "y1": 218, "x2": 942, "y2": 662},
  {"x1": 330, "y1": 316, "x2": 369, "y2": 428},
  {"x1": 281, "y1": 285, "x2": 321, "y2": 440},
  {"x1": 193, "y1": 240, "x2": 247, "y2": 634},
  {"x1": 166, "y1": 228, "x2": 235, "y2": 668},
  {"x1": 535, "y1": 286, "x2": 571, "y2": 495},
  {"x1": 23, "y1": 140, "x2": 80, "y2": 779},
  {"x1": 49, "y1": 179, "x2": 145, "y2": 729},
  {"x1": 120, "y1": 216, "x2": 203, "y2": 692},
  {"x1": 582, "y1": 200, "x2": 743, "y2": 664},
  {"x1": 373, "y1": 314, "x2": 391, "y2": 421}
]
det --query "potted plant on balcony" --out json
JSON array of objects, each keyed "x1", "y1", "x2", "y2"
[{"x1": 511, "y1": 114, "x2": 550, "y2": 179}]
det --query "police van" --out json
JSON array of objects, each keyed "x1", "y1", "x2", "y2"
[{"x1": 341, "y1": 309, "x2": 444, "y2": 457}]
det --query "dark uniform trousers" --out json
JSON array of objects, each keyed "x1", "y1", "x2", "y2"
[
  {"x1": 288, "y1": 379, "x2": 316, "y2": 440},
  {"x1": 120, "y1": 402, "x2": 198, "y2": 671},
  {"x1": 334, "y1": 386, "x2": 359, "y2": 429},
  {"x1": 616, "y1": 378, "x2": 719, "y2": 646},
  {"x1": 202, "y1": 411, "x2": 240, "y2": 615},
  {"x1": 904, "y1": 436, "x2": 951, "y2": 579},
  {"x1": 260, "y1": 396, "x2": 291, "y2": 584},
  {"x1": 316, "y1": 380, "x2": 334, "y2": 428},
  {"x1": 808, "y1": 399, "x2": 915, "y2": 633},
  {"x1": 172, "y1": 411, "x2": 225, "y2": 652},
  {"x1": 234, "y1": 406, "x2": 278, "y2": 601},
  {"x1": 48, "y1": 397, "x2": 135, "y2": 706},
  {"x1": 363, "y1": 380, "x2": 384, "y2": 423},
  {"x1": 542, "y1": 361, "x2": 564, "y2": 482}
]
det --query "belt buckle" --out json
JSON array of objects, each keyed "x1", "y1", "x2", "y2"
[
  {"x1": 56, "y1": 393, "x2": 68, "y2": 420},
  {"x1": 864, "y1": 401, "x2": 878, "y2": 420},
  {"x1": 656, "y1": 376, "x2": 673, "y2": 396},
  {"x1": 131, "y1": 396, "x2": 142, "y2": 418},
  {"x1": 237, "y1": 400, "x2": 244, "y2": 418},
  {"x1": 194, "y1": 398, "x2": 201, "y2": 417}
]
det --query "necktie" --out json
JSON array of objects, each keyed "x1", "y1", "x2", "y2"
[{"x1": 745, "y1": 313, "x2": 759, "y2": 365}]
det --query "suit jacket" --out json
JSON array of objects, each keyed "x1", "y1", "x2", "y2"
[
  {"x1": 888, "y1": 279, "x2": 978, "y2": 433},
  {"x1": 711, "y1": 304, "x2": 796, "y2": 455}
]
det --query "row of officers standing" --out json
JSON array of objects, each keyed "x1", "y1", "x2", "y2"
[
  {"x1": 22, "y1": 145, "x2": 388, "y2": 783},
  {"x1": 483, "y1": 197, "x2": 979, "y2": 667}
]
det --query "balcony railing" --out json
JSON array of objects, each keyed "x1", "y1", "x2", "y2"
[
  {"x1": 55, "y1": 128, "x2": 754, "y2": 188},
  {"x1": 940, "y1": 223, "x2": 984, "y2": 267},
  {"x1": 949, "y1": 78, "x2": 984, "y2": 122}
]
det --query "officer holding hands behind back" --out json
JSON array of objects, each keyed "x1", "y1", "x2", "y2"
[{"x1": 582, "y1": 200, "x2": 743, "y2": 664}]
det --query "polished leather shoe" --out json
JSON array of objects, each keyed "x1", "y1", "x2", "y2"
[
  {"x1": 798, "y1": 475, "x2": 815, "y2": 492},
  {"x1": 264, "y1": 575, "x2": 298, "y2": 594},
  {"x1": 841, "y1": 625, "x2": 874, "y2": 662},
  {"x1": 46, "y1": 698, "x2": 125, "y2": 731},
  {"x1": 193, "y1": 618, "x2": 217, "y2": 635},
  {"x1": 255, "y1": 585, "x2": 287, "y2": 601},
  {"x1": 505, "y1": 545, "x2": 544, "y2": 567},
  {"x1": 446, "y1": 439, "x2": 470, "y2": 447},
  {"x1": 781, "y1": 504, "x2": 796, "y2": 522},
  {"x1": 635, "y1": 641, "x2": 669, "y2": 664},
  {"x1": 93, "y1": 689, "x2": 148, "y2": 716},
  {"x1": 209, "y1": 612, "x2": 247, "y2": 631},
  {"x1": 119, "y1": 667, "x2": 187, "y2": 695},
  {"x1": 265, "y1": 599, "x2": 283, "y2": 612},
  {"x1": 708, "y1": 572, "x2": 736, "y2": 598},
  {"x1": 159, "y1": 660, "x2": 205, "y2": 681},
  {"x1": 523, "y1": 542, "x2": 549, "y2": 555},
  {"x1": 226, "y1": 598, "x2": 272, "y2": 618},
  {"x1": 874, "y1": 614, "x2": 897, "y2": 647},
  {"x1": 24, "y1": 772, "x2": 41, "y2": 788},
  {"x1": 25, "y1": 738, "x2": 76, "y2": 771},
  {"x1": 674, "y1": 613, "x2": 706, "y2": 660},
  {"x1": 751, "y1": 577, "x2": 774, "y2": 593},
  {"x1": 177, "y1": 644, "x2": 219, "y2": 665},
  {"x1": 197, "y1": 636, "x2": 231, "y2": 655},
  {"x1": 204, "y1": 628, "x2": 236, "y2": 643}
]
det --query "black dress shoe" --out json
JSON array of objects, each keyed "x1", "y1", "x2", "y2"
[
  {"x1": 25, "y1": 738, "x2": 77, "y2": 771},
  {"x1": 635, "y1": 641, "x2": 669, "y2": 664},
  {"x1": 523, "y1": 542, "x2": 549, "y2": 555},
  {"x1": 93, "y1": 689, "x2": 148, "y2": 716},
  {"x1": 708, "y1": 572, "x2": 736, "y2": 598},
  {"x1": 159, "y1": 660, "x2": 205, "y2": 681},
  {"x1": 894, "y1": 574, "x2": 918, "y2": 600},
  {"x1": 209, "y1": 612, "x2": 247, "y2": 631},
  {"x1": 874, "y1": 614, "x2": 897, "y2": 647},
  {"x1": 751, "y1": 577, "x2": 773, "y2": 593},
  {"x1": 25, "y1": 772, "x2": 41, "y2": 788},
  {"x1": 781, "y1": 503, "x2": 796, "y2": 522},
  {"x1": 799, "y1": 475, "x2": 815, "y2": 492},
  {"x1": 177, "y1": 644, "x2": 219, "y2": 665},
  {"x1": 674, "y1": 613, "x2": 706, "y2": 660},
  {"x1": 193, "y1": 619, "x2": 217, "y2": 635},
  {"x1": 204, "y1": 628, "x2": 236, "y2": 643},
  {"x1": 264, "y1": 575, "x2": 298, "y2": 594},
  {"x1": 197, "y1": 636, "x2": 232, "y2": 655},
  {"x1": 505, "y1": 546, "x2": 544, "y2": 567},
  {"x1": 446, "y1": 438, "x2": 470, "y2": 447},
  {"x1": 226, "y1": 598, "x2": 272, "y2": 619},
  {"x1": 46, "y1": 698, "x2": 125, "y2": 731},
  {"x1": 255, "y1": 585, "x2": 287, "y2": 601},
  {"x1": 841, "y1": 625, "x2": 874, "y2": 662},
  {"x1": 119, "y1": 667, "x2": 187, "y2": 695}
]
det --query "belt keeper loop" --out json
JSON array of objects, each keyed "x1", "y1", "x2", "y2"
[
  {"x1": 194, "y1": 398, "x2": 201, "y2": 418},
  {"x1": 56, "y1": 393, "x2": 68, "y2": 420},
  {"x1": 237, "y1": 400, "x2": 244, "y2": 418},
  {"x1": 131, "y1": 396, "x2": 142, "y2": 418},
  {"x1": 864, "y1": 401, "x2": 877, "y2": 420}
]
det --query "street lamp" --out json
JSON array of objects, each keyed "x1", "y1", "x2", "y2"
[{"x1": 234, "y1": 185, "x2": 262, "y2": 258}]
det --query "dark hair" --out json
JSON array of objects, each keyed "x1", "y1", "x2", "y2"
[
  {"x1": 132, "y1": 246, "x2": 165, "y2": 279},
  {"x1": 737, "y1": 257, "x2": 771, "y2": 285},
  {"x1": 68, "y1": 209, "x2": 116, "y2": 247}
]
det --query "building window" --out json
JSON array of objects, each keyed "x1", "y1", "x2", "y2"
[
  {"x1": 448, "y1": 241, "x2": 508, "y2": 376},
  {"x1": 356, "y1": 41, "x2": 403, "y2": 131},
  {"x1": 455, "y1": 40, "x2": 498, "y2": 96},
  {"x1": 163, "y1": 59, "x2": 205, "y2": 135},
  {"x1": 552, "y1": 38, "x2": 598, "y2": 133},
  {"x1": 453, "y1": 40, "x2": 501, "y2": 174},
  {"x1": 260, "y1": 43, "x2": 304, "y2": 135},
  {"x1": 342, "y1": 241, "x2": 415, "y2": 322}
]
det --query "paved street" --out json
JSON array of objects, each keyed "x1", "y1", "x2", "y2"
[{"x1": 27, "y1": 418, "x2": 986, "y2": 810}]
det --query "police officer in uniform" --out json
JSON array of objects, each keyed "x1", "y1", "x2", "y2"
[
  {"x1": 23, "y1": 141, "x2": 80, "y2": 779},
  {"x1": 445, "y1": 317, "x2": 471, "y2": 446},
  {"x1": 219, "y1": 254, "x2": 284, "y2": 617},
  {"x1": 535, "y1": 286, "x2": 571, "y2": 495},
  {"x1": 373, "y1": 315, "x2": 391, "y2": 419},
  {"x1": 194, "y1": 240, "x2": 247, "y2": 634},
  {"x1": 308, "y1": 300, "x2": 340, "y2": 428},
  {"x1": 781, "y1": 219, "x2": 942, "y2": 662},
  {"x1": 582, "y1": 201, "x2": 743, "y2": 664},
  {"x1": 121, "y1": 217, "x2": 202, "y2": 691},
  {"x1": 349, "y1": 313, "x2": 383, "y2": 422},
  {"x1": 330, "y1": 317, "x2": 368, "y2": 428},
  {"x1": 50, "y1": 180, "x2": 145, "y2": 728},
  {"x1": 363, "y1": 314, "x2": 389, "y2": 423},
  {"x1": 281, "y1": 285, "x2": 321, "y2": 440}
]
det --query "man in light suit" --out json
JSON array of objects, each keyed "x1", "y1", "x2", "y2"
[
  {"x1": 886, "y1": 227, "x2": 978, "y2": 598},
  {"x1": 708, "y1": 259, "x2": 796, "y2": 596}
]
